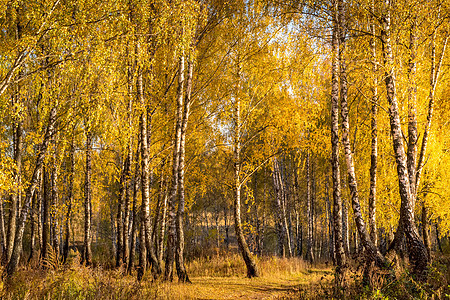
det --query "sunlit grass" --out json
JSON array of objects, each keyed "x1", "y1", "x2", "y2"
[
  {"x1": 2, "y1": 252, "x2": 448, "y2": 299},
  {"x1": 0, "y1": 252, "x2": 333, "y2": 299}
]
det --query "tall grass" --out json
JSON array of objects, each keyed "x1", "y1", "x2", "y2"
[
  {"x1": 0, "y1": 252, "x2": 322, "y2": 299},
  {"x1": 187, "y1": 253, "x2": 318, "y2": 278},
  {"x1": 1, "y1": 252, "x2": 449, "y2": 299}
]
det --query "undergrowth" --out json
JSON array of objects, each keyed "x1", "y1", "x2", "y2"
[
  {"x1": 315, "y1": 255, "x2": 450, "y2": 300},
  {"x1": 0, "y1": 251, "x2": 449, "y2": 299}
]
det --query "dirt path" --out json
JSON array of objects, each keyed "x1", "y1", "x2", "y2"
[{"x1": 154, "y1": 268, "x2": 333, "y2": 299}]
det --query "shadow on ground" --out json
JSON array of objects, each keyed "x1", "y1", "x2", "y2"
[{"x1": 188, "y1": 269, "x2": 332, "y2": 300}]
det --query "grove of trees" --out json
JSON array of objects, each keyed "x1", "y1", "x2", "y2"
[{"x1": 1, "y1": 0, "x2": 449, "y2": 291}]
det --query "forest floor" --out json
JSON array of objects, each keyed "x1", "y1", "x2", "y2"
[
  {"x1": 1, "y1": 252, "x2": 449, "y2": 299},
  {"x1": 153, "y1": 266, "x2": 333, "y2": 299},
  {"x1": 1, "y1": 253, "x2": 335, "y2": 299}
]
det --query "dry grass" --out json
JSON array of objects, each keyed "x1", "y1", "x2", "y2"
[
  {"x1": 0, "y1": 253, "x2": 333, "y2": 300},
  {"x1": 2, "y1": 252, "x2": 449, "y2": 299},
  {"x1": 168, "y1": 255, "x2": 334, "y2": 299}
]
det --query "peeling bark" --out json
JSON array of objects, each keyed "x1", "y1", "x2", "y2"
[
  {"x1": 176, "y1": 58, "x2": 194, "y2": 283},
  {"x1": 272, "y1": 158, "x2": 287, "y2": 257},
  {"x1": 165, "y1": 56, "x2": 185, "y2": 281},
  {"x1": 137, "y1": 62, "x2": 160, "y2": 279},
  {"x1": 339, "y1": 20, "x2": 387, "y2": 268},
  {"x1": 380, "y1": 0, "x2": 429, "y2": 278},
  {"x1": 331, "y1": 0, "x2": 346, "y2": 286}
]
